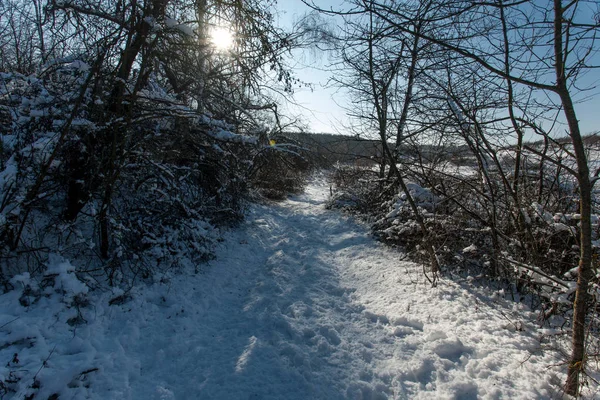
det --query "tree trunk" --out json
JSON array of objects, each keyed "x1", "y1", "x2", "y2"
[
  {"x1": 553, "y1": 1, "x2": 594, "y2": 395},
  {"x1": 365, "y1": 7, "x2": 439, "y2": 283},
  {"x1": 96, "y1": 1, "x2": 164, "y2": 257},
  {"x1": 395, "y1": 28, "x2": 419, "y2": 150},
  {"x1": 563, "y1": 88, "x2": 593, "y2": 395}
]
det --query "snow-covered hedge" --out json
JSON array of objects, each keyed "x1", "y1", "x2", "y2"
[
  {"x1": 0, "y1": 68, "x2": 309, "y2": 288},
  {"x1": 328, "y1": 158, "x2": 599, "y2": 319}
]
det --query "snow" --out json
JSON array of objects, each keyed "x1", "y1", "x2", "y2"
[
  {"x1": 208, "y1": 128, "x2": 258, "y2": 144},
  {"x1": 143, "y1": 16, "x2": 158, "y2": 30},
  {"x1": 68, "y1": 60, "x2": 90, "y2": 71},
  {"x1": 462, "y1": 244, "x2": 477, "y2": 253},
  {"x1": 384, "y1": 182, "x2": 439, "y2": 220},
  {"x1": 165, "y1": 18, "x2": 178, "y2": 28},
  {"x1": 173, "y1": 23, "x2": 195, "y2": 36},
  {"x1": 71, "y1": 118, "x2": 95, "y2": 127},
  {"x1": 0, "y1": 180, "x2": 587, "y2": 399}
]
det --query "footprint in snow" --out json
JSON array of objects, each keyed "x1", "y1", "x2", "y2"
[
  {"x1": 319, "y1": 326, "x2": 342, "y2": 346},
  {"x1": 285, "y1": 301, "x2": 313, "y2": 318},
  {"x1": 363, "y1": 310, "x2": 390, "y2": 325},
  {"x1": 430, "y1": 338, "x2": 471, "y2": 362},
  {"x1": 391, "y1": 316, "x2": 424, "y2": 331},
  {"x1": 403, "y1": 357, "x2": 436, "y2": 385},
  {"x1": 392, "y1": 326, "x2": 414, "y2": 337}
]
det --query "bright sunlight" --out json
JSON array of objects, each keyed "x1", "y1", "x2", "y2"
[{"x1": 210, "y1": 26, "x2": 234, "y2": 51}]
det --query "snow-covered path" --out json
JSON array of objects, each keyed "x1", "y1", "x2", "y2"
[
  {"x1": 90, "y1": 180, "x2": 564, "y2": 399},
  {"x1": 1, "y1": 180, "x2": 570, "y2": 399}
]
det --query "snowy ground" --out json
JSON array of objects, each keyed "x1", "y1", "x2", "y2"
[{"x1": 0, "y1": 179, "x2": 587, "y2": 399}]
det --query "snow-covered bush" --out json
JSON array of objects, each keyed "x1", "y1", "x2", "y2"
[
  {"x1": 327, "y1": 150, "x2": 597, "y2": 314},
  {"x1": 327, "y1": 164, "x2": 383, "y2": 213},
  {"x1": 0, "y1": 0, "x2": 302, "y2": 288},
  {"x1": 250, "y1": 137, "x2": 311, "y2": 200},
  {"x1": 0, "y1": 67, "x2": 98, "y2": 273}
]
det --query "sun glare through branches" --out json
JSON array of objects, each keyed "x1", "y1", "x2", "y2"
[{"x1": 210, "y1": 26, "x2": 234, "y2": 51}]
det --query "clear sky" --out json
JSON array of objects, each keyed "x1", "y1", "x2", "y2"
[
  {"x1": 275, "y1": 0, "x2": 349, "y2": 134},
  {"x1": 274, "y1": 1, "x2": 600, "y2": 137}
]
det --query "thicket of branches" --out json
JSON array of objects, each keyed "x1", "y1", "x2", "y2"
[
  {"x1": 305, "y1": 0, "x2": 600, "y2": 395},
  {"x1": 0, "y1": 0, "x2": 310, "y2": 286}
]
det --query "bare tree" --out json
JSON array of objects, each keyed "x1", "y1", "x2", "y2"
[
  {"x1": 311, "y1": 0, "x2": 442, "y2": 283},
  {"x1": 305, "y1": 0, "x2": 599, "y2": 392},
  {"x1": 361, "y1": 0, "x2": 599, "y2": 393}
]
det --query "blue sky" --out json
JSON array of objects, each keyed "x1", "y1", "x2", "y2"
[
  {"x1": 275, "y1": 0, "x2": 348, "y2": 134},
  {"x1": 274, "y1": 1, "x2": 600, "y2": 137}
]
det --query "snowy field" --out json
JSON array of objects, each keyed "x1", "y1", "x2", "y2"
[{"x1": 0, "y1": 180, "x2": 586, "y2": 399}]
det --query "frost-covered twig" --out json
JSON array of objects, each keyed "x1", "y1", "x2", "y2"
[{"x1": 501, "y1": 257, "x2": 571, "y2": 289}]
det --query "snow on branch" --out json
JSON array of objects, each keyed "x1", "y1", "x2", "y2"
[{"x1": 207, "y1": 128, "x2": 258, "y2": 145}]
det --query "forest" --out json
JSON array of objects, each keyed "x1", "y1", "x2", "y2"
[{"x1": 0, "y1": 0, "x2": 599, "y2": 398}]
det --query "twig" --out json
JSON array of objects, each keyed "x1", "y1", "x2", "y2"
[
  {"x1": 498, "y1": 308, "x2": 523, "y2": 331},
  {"x1": 77, "y1": 367, "x2": 99, "y2": 377},
  {"x1": 501, "y1": 257, "x2": 570, "y2": 289},
  {"x1": 33, "y1": 345, "x2": 56, "y2": 382},
  {"x1": 0, "y1": 317, "x2": 19, "y2": 330}
]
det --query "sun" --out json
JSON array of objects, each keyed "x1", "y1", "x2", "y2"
[{"x1": 210, "y1": 26, "x2": 234, "y2": 51}]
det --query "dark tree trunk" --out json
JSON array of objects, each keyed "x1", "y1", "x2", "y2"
[{"x1": 553, "y1": 1, "x2": 594, "y2": 395}]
